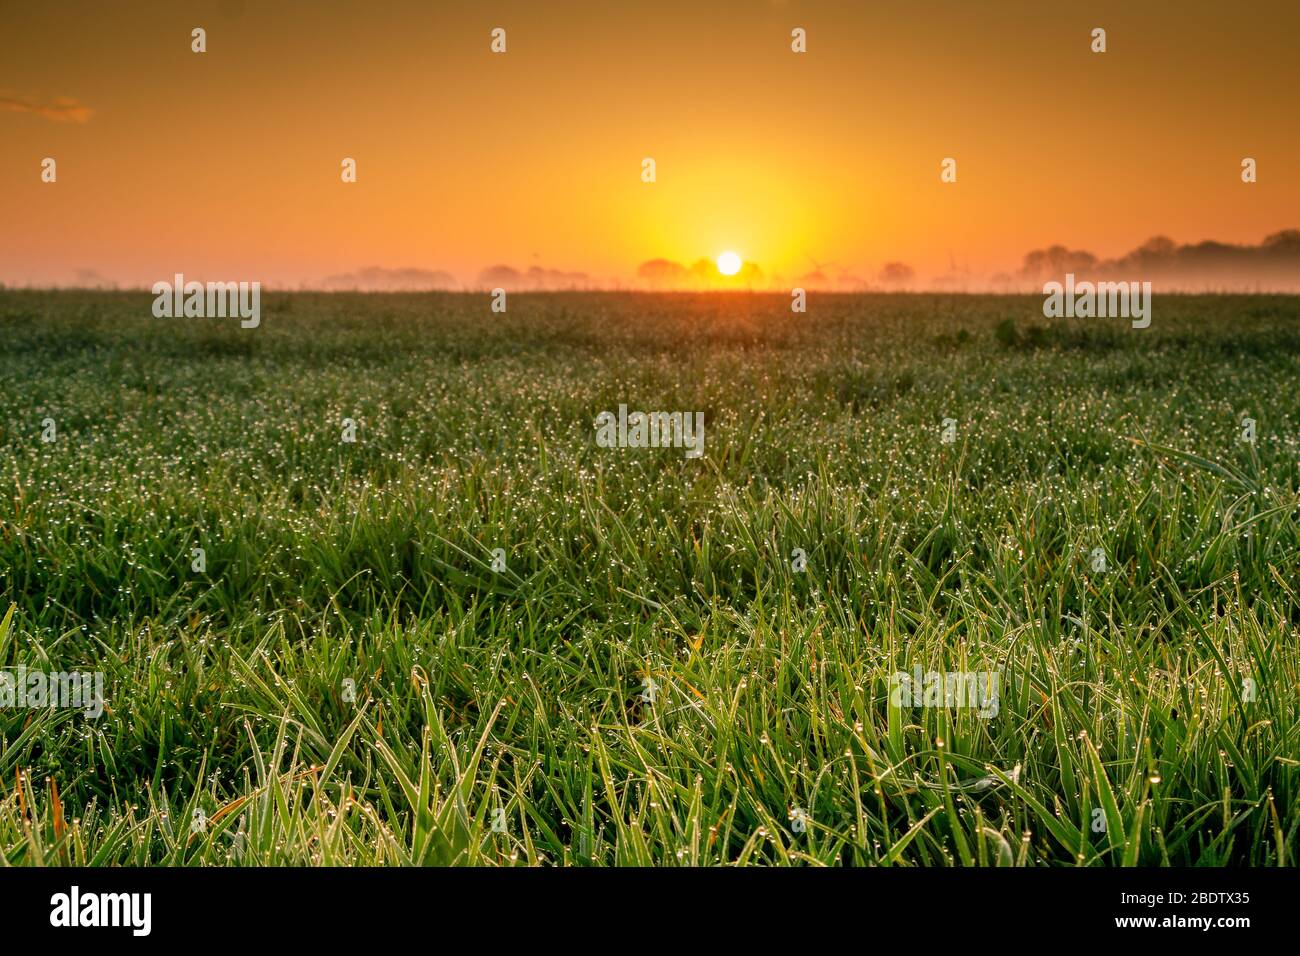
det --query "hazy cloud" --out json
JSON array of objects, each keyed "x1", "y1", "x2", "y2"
[{"x1": 0, "y1": 92, "x2": 92, "y2": 123}]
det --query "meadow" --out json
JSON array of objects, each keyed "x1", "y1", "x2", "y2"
[{"x1": 0, "y1": 289, "x2": 1297, "y2": 865}]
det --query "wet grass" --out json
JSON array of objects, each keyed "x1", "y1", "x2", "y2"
[{"x1": 0, "y1": 290, "x2": 1297, "y2": 865}]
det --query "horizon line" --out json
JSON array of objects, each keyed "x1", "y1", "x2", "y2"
[{"x1": 6, "y1": 285, "x2": 1300, "y2": 296}]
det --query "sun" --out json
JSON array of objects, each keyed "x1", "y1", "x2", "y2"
[{"x1": 717, "y1": 251, "x2": 742, "y2": 276}]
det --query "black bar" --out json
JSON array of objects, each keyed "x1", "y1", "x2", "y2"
[{"x1": 0, "y1": 867, "x2": 1286, "y2": 942}]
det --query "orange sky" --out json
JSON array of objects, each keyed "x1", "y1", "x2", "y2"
[{"x1": 2, "y1": 0, "x2": 1297, "y2": 288}]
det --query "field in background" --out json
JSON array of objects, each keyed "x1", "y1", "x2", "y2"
[{"x1": 1, "y1": 290, "x2": 1297, "y2": 865}]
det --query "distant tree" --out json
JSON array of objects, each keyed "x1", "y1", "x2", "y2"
[
  {"x1": 1019, "y1": 245, "x2": 1097, "y2": 280},
  {"x1": 477, "y1": 265, "x2": 523, "y2": 290},
  {"x1": 878, "y1": 262, "x2": 915, "y2": 286},
  {"x1": 1263, "y1": 229, "x2": 1300, "y2": 251},
  {"x1": 636, "y1": 259, "x2": 689, "y2": 286}
]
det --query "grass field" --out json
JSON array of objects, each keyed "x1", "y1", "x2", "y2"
[{"x1": 1, "y1": 289, "x2": 1297, "y2": 866}]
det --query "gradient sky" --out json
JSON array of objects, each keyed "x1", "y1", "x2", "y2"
[{"x1": 2, "y1": 0, "x2": 1297, "y2": 287}]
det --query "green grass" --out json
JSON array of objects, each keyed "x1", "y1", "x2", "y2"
[{"x1": 1, "y1": 289, "x2": 1297, "y2": 865}]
